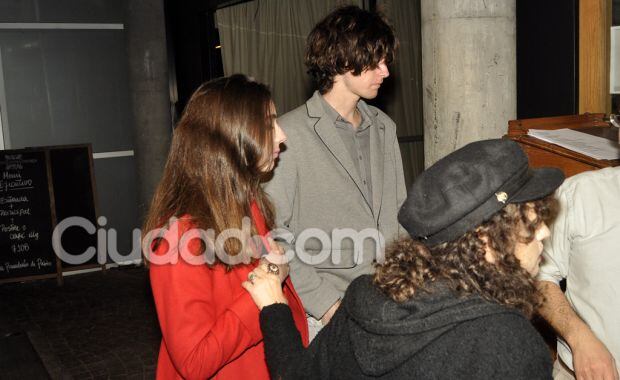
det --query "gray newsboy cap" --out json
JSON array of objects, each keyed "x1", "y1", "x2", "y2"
[{"x1": 398, "y1": 139, "x2": 564, "y2": 246}]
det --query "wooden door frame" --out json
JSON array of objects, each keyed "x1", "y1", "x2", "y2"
[{"x1": 579, "y1": 0, "x2": 613, "y2": 113}]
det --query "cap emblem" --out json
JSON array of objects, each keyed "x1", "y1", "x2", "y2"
[{"x1": 495, "y1": 191, "x2": 508, "y2": 204}]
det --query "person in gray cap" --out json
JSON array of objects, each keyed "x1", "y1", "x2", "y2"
[{"x1": 242, "y1": 139, "x2": 564, "y2": 379}]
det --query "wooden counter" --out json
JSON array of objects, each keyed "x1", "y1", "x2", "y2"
[{"x1": 507, "y1": 113, "x2": 619, "y2": 177}]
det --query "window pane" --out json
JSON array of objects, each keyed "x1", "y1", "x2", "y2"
[{"x1": 0, "y1": 29, "x2": 132, "y2": 152}]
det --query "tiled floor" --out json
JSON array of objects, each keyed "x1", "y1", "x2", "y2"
[{"x1": 0, "y1": 266, "x2": 161, "y2": 379}]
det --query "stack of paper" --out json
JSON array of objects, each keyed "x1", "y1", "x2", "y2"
[{"x1": 527, "y1": 128, "x2": 620, "y2": 160}]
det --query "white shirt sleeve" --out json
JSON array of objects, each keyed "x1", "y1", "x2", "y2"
[{"x1": 537, "y1": 185, "x2": 573, "y2": 285}]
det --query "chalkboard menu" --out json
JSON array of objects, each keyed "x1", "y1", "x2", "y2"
[
  {"x1": 0, "y1": 149, "x2": 57, "y2": 281},
  {"x1": 0, "y1": 144, "x2": 99, "y2": 284}
]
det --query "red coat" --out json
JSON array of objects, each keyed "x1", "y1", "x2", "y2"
[{"x1": 149, "y1": 203, "x2": 309, "y2": 379}]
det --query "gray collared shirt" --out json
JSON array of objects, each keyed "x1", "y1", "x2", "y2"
[{"x1": 319, "y1": 96, "x2": 373, "y2": 208}]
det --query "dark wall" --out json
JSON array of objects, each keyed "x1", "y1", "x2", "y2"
[
  {"x1": 164, "y1": 0, "x2": 224, "y2": 119},
  {"x1": 516, "y1": 0, "x2": 578, "y2": 118}
]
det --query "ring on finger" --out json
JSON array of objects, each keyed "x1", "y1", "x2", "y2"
[
  {"x1": 267, "y1": 263, "x2": 280, "y2": 276},
  {"x1": 248, "y1": 272, "x2": 256, "y2": 282}
]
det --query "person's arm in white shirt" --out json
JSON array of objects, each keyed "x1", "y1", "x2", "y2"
[
  {"x1": 537, "y1": 185, "x2": 619, "y2": 380},
  {"x1": 537, "y1": 281, "x2": 618, "y2": 380}
]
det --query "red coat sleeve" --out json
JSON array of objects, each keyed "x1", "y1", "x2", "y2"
[{"x1": 150, "y1": 242, "x2": 262, "y2": 379}]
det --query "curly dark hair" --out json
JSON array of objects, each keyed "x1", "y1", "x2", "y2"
[
  {"x1": 374, "y1": 196, "x2": 558, "y2": 318},
  {"x1": 305, "y1": 5, "x2": 397, "y2": 94}
]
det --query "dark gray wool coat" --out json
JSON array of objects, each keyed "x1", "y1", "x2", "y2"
[{"x1": 259, "y1": 275, "x2": 552, "y2": 380}]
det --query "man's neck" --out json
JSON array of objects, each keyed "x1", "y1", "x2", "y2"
[{"x1": 322, "y1": 88, "x2": 361, "y2": 127}]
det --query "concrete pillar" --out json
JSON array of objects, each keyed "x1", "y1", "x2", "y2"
[
  {"x1": 125, "y1": 0, "x2": 172, "y2": 216},
  {"x1": 421, "y1": 0, "x2": 516, "y2": 166}
]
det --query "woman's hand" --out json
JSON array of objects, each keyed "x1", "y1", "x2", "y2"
[
  {"x1": 260, "y1": 237, "x2": 289, "y2": 283},
  {"x1": 242, "y1": 267, "x2": 288, "y2": 310}
]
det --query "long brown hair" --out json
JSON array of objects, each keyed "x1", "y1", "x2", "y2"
[
  {"x1": 143, "y1": 74, "x2": 276, "y2": 263},
  {"x1": 374, "y1": 196, "x2": 558, "y2": 317}
]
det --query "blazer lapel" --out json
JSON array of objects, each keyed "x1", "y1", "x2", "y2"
[
  {"x1": 368, "y1": 107, "x2": 385, "y2": 220},
  {"x1": 306, "y1": 93, "x2": 372, "y2": 208}
]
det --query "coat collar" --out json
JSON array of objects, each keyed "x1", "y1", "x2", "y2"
[{"x1": 306, "y1": 91, "x2": 381, "y2": 125}]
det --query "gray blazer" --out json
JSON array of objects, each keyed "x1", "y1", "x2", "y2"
[{"x1": 264, "y1": 91, "x2": 407, "y2": 318}]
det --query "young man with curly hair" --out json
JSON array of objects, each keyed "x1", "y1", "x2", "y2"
[{"x1": 264, "y1": 5, "x2": 406, "y2": 339}]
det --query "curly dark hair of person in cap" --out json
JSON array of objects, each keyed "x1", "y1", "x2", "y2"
[
  {"x1": 304, "y1": 5, "x2": 397, "y2": 94},
  {"x1": 375, "y1": 196, "x2": 558, "y2": 319}
]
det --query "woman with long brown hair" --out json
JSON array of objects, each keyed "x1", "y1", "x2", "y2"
[
  {"x1": 243, "y1": 139, "x2": 563, "y2": 379},
  {"x1": 143, "y1": 74, "x2": 308, "y2": 380}
]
